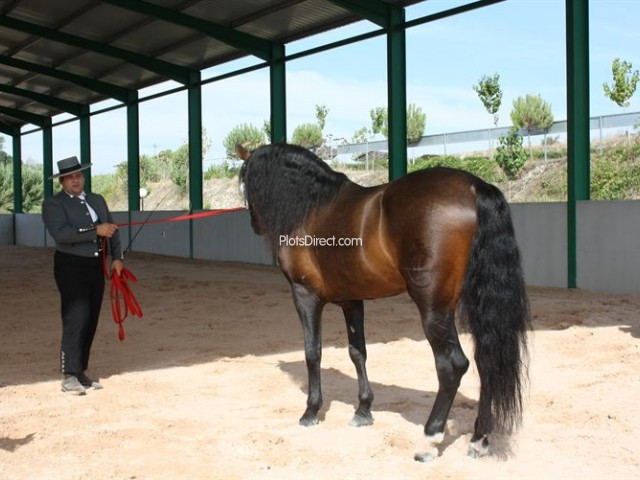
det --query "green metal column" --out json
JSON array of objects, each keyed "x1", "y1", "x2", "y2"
[
  {"x1": 270, "y1": 44, "x2": 286, "y2": 143},
  {"x1": 43, "y1": 119, "x2": 53, "y2": 198},
  {"x1": 12, "y1": 129, "x2": 22, "y2": 214},
  {"x1": 188, "y1": 71, "x2": 203, "y2": 211},
  {"x1": 387, "y1": 6, "x2": 407, "y2": 181},
  {"x1": 127, "y1": 92, "x2": 140, "y2": 211},
  {"x1": 565, "y1": 0, "x2": 590, "y2": 288},
  {"x1": 79, "y1": 105, "x2": 91, "y2": 192}
]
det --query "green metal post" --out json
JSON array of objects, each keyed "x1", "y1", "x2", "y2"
[
  {"x1": 12, "y1": 130, "x2": 22, "y2": 214},
  {"x1": 387, "y1": 6, "x2": 407, "y2": 181},
  {"x1": 188, "y1": 72, "x2": 202, "y2": 260},
  {"x1": 270, "y1": 44, "x2": 287, "y2": 143},
  {"x1": 127, "y1": 93, "x2": 140, "y2": 211},
  {"x1": 43, "y1": 119, "x2": 53, "y2": 198},
  {"x1": 79, "y1": 105, "x2": 91, "y2": 192},
  {"x1": 565, "y1": 0, "x2": 590, "y2": 289},
  {"x1": 188, "y1": 71, "x2": 203, "y2": 212}
]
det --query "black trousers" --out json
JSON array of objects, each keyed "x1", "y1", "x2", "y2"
[{"x1": 54, "y1": 251, "x2": 105, "y2": 375}]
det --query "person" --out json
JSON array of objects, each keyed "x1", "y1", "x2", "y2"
[{"x1": 42, "y1": 156, "x2": 124, "y2": 395}]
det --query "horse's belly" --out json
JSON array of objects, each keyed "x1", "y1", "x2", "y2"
[{"x1": 320, "y1": 258, "x2": 406, "y2": 301}]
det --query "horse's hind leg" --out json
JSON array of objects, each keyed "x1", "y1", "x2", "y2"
[
  {"x1": 409, "y1": 288, "x2": 470, "y2": 462},
  {"x1": 340, "y1": 300, "x2": 374, "y2": 427},
  {"x1": 291, "y1": 283, "x2": 325, "y2": 426}
]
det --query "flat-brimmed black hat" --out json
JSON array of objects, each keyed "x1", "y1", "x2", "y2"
[{"x1": 50, "y1": 156, "x2": 92, "y2": 179}]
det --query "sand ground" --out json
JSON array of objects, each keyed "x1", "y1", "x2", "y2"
[{"x1": 1, "y1": 245, "x2": 639, "y2": 479}]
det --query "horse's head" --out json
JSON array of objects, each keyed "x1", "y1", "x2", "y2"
[{"x1": 235, "y1": 144, "x2": 262, "y2": 235}]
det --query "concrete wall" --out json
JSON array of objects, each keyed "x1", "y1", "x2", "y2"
[
  {"x1": 2, "y1": 201, "x2": 639, "y2": 293},
  {"x1": 510, "y1": 202, "x2": 567, "y2": 289},
  {"x1": 577, "y1": 201, "x2": 640, "y2": 294},
  {"x1": 192, "y1": 209, "x2": 272, "y2": 264}
]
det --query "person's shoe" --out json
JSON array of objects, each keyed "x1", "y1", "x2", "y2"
[
  {"x1": 61, "y1": 375, "x2": 86, "y2": 395},
  {"x1": 78, "y1": 372, "x2": 103, "y2": 390}
]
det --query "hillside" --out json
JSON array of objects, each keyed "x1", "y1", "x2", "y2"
[{"x1": 113, "y1": 159, "x2": 570, "y2": 213}]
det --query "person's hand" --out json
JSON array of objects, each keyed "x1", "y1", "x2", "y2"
[
  {"x1": 111, "y1": 259, "x2": 124, "y2": 276},
  {"x1": 97, "y1": 223, "x2": 118, "y2": 238}
]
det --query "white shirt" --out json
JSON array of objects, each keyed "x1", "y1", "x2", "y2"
[{"x1": 67, "y1": 191, "x2": 99, "y2": 223}]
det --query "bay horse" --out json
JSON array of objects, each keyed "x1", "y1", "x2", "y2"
[{"x1": 237, "y1": 143, "x2": 529, "y2": 461}]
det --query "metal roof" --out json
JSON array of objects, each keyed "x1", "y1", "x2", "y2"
[{"x1": 0, "y1": 0, "x2": 423, "y2": 132}]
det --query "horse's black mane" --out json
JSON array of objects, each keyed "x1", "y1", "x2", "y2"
[{"x1": 240, "y1": 143, "x2": 350, "y2": 248}]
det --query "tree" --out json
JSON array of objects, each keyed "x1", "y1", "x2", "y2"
[
  {"x1": 369, "y1": 104, "x2": 425, "y2": 143},
  {"x1": 170, "y1": 128, "x2": 212, "y2": 193},
  {"x1": 315, "y1": 104, "x2": 329, "y2": 132},
  {"x1": 0, "y1": 136, "x2": 11, "y2": 166},
  {"x1": 603, "y1": 58, "x2": 639, "y2": 108},
  {"x1": 352, "y1": 126, "x2": 369, "y2": 144},
  {"x1": 473, "y1": 73, "x2": 502, "y2": 127},
  {"x1": 495, "y1": 127, "x2": 528, "y2": 180},
  {"x1": 369, "y1": 107, "x2": 387, "y2": 139},
  {"x1": 352, "y1": 126, "x2": 372, "y2": 169},
  {"x1": 510, "y1": 94, "x2": 554, "y2": 161},
  {"x1": 223, "y1": 123, "x2": 266, "y2": 158},
  {"x1": 407, "y1": 103, "x2": 426, "y2": 144},
  {"x1": 291, "y1": 123, "x2": 323, "y2": 150},
  {"x1": 262, "y1": 119, "x2": 271, "y2": 141}
]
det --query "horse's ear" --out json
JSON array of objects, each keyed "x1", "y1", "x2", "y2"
[{"x1": 235, "y1": 144, "x2": 250, "y2": 161}]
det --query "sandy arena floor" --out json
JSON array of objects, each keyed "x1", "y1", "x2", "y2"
[{"x1": 0, "y1": 245, "x2": 639, "y2": 479}]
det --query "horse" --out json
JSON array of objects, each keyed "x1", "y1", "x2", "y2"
[{"x1": 236, "y1": 143, "x2": 530, "y2": 461}]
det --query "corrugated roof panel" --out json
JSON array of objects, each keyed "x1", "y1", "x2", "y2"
[
  {"x1": 0, "y1": 91, "x2": 25, "y2": 107},
  {"x1": 110, "y1": 21, "x2": 202, "y2": 59},
  {"x1": 183, "y1": 0, "x2": 290, "y2": 26},
  {"x1": 236, "y1": 0, "x2": 356, "y2": 42},
  {"x1": 60, "y1": 3, "x2": 151, "y2": 43},
  {"x1": 15, "y1": 39, "x2": 85, "y2": 68},
  {"x1": 0, "y1": 26, "x2": 39, "y2": 51},
  {"x1": 159, "y1": 37, "x2": 242, "y2": 68},
  {"x1": 3, "y1": 0, "x2": 90, "y2": 28},
  {"x1": 99, "y1": 63, "x2": 163, "y2": 90}
]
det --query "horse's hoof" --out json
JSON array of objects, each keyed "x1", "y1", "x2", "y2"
[
  {"x1": 349, "y1": 412, "x2": 373, "y2": 427},
  {"x1": 414, "y1": 451, "x2": 437, "y2": 463},
  {"x1": 299, "y1": 414, "x2": 319, "y2": 427},
  {"x1": 467, "y1": 436, "x2": 490, "y2": 458}
]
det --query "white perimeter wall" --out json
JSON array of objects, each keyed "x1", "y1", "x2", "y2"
[{"x1": 2, "y1": 201, "x2": 639, "y2": 294}]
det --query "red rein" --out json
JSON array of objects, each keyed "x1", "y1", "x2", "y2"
[
  {"x1": 101, "y1": 237, "x2": 142, "y2": 341},
  {"x1": 101, "y1": 207, "x2": 246, "y2": 340}
]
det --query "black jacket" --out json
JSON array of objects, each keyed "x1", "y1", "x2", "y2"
[{"x1": 42, "y1": 191, "x2": 123, "y2": 260}]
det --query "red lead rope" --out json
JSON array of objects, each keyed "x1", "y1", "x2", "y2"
[
  {"x1": 101, "y1": 237, "x2": 142, "y2": 341},
  {"x1": 101, "y1": 207, "x2": 246, "y2": 340}
]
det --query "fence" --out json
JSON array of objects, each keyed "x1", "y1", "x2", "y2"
[{"x1": 335, "y1": 110, "x2": 640, "y2": 158}]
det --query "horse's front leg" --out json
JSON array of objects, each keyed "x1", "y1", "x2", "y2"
[
  {"x1": 291, "y1": 283, "x2": 325, "y2": 426},
  {"x1": 340, "y1": 300, "x2": 374, "y2": 427}
]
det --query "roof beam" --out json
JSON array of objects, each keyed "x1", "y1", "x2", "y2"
[
  {"x1": 0, "y1": 14, "x2": 194, "y2": 84},
  {"x1": 0, "y1": 83, "x2": 85, "y2": 116},
  {"x1": 0, "y1": 123, "x2": 20, "y2": 135},
  {"x1": 0, "y1": 105, "x2": 50, "y2": 127},
  {"x1": 0, "y1": 55, "x2": 132, "y2": 102},
  {"x1": 103, "y1": 0, "x2": 275, "y2": 60},
  {"x1": 325, "y1": 0, "x2": 392, "y2": 28}
]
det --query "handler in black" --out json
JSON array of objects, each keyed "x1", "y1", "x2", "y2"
[{"x1": 42, "y1": 156, "x2": 124, "y2": 395}]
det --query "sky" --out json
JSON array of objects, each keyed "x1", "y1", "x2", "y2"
[{"x1": 2, "y1": 0, "x2": 640, "y2": 175}]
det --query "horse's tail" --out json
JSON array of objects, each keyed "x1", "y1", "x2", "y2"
[{"x1": 459, "y1": 180, "x2": 530, "y2": 434}]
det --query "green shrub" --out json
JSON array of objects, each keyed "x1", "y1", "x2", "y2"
[
  {"x1": 495, "y1": 127, "x2": 528, "y2": 179},
  {"x1": 204, "y1": 161, "x2": 239, "y2": 180}
]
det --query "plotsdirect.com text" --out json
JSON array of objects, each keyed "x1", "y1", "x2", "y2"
[{"x1": 279, "y1": 235, "x2": 363, "y2": 247}]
